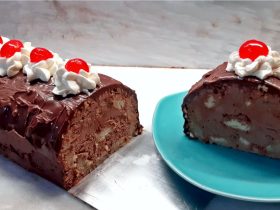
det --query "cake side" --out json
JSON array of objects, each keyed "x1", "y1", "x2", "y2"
[
  {"x1": 0, "y1": 72, "x2": 142, "y2": 189},
  {"x1": 0, "y1": 129, "x2": 65, "y2": 186},
  {"x1": 182, "y1": 62, "x2": 280, "y2": 158}
]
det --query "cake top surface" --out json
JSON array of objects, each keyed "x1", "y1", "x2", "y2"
[
  {"x1": 0, "y1": 71, "x2": 123, "y2": 150},
  {"x1": 189, "y1": 40, "x2": 280, "y2": 96},
  {"x1": 0, "y1": 37, "x2": 103, "y2": 97},
  {"x1": 189, "y1": 62, "x2": 280, "y2": 95}
]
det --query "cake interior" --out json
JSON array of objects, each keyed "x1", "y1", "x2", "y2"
[
  {"x1": 58, "y1": 87, "x2": 142, "y2": 189},
  {"x1": 184, "y1": 80, "x2": 280, "y2": 158}
]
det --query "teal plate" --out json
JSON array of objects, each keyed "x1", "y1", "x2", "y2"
[{"x1": 152, "y1": 91, "x2": 280, "y2": 202}]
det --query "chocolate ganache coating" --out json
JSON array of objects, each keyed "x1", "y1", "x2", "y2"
[
  {"x1": 188, "y1": 62, "x2": 280, "y2": 95},
  {"x1": 0, "y1": 73, "x2": 125, "y2": 151}
]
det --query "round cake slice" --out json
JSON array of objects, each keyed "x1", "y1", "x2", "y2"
[{"x1": 182, "y1": 40, "x2": 280, "y2": 159}]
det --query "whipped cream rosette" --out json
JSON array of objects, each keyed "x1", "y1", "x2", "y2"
[
  {"x1": 52, "y1": 58, "x2": 100, "y2": 97},
  {"x1": 0, "y1": 39, "x2": 33, "y2": 77},
  {"x1": 226, "y1": 39, "x2": 280, "y2": 80},
  {"x1": 23, "y1": 47, "x2": 63, "y2": 82}
]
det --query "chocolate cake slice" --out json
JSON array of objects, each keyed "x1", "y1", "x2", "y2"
[
  {"x1": 0, "y1": 72, "x2": 142, "y2": 189},
  {"x1": 182, "y1": 40, "x2": 280, "y2": 159}
]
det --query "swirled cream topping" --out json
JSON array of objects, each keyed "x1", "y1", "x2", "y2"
[
  {"x1": 52, "y1": 61, "x2": 100, "y2": 97},
  {"x1": 23, "y1": 53, "x2": 63, "y2": 82},
  {"x1": 226, "y1": 40, "x2": 280, "y2": 80},
  {"x1": 0, "y1": 42, "x2": 33, "y2": 77}
]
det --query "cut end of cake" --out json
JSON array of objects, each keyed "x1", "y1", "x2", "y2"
[{"x1": 58, "y1": 85, "x2": 142, "y2": 189}]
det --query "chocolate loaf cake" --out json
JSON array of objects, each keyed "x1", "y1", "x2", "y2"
[
  {"x1": 0, "y1": 73, "x2": 142, "y2": 189},
  {"x1": 182, "y1": 40, "x2": 280, "y2": 159},
  {"x1": 0, "y1": 37, "x2": 142, "y2": 189}
]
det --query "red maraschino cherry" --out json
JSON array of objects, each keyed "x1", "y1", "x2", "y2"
[
  {"x1": 0, "y1": 36, "x2": 3, "y2": 44},
  {"x1": 65, "y1": 58, "x2": 89, "y2": 74},
  {"x1": 30, "y1": 47, "x2": 53, "y2": 63},
  {"x1": 239, "y1": 40, "x2": 269, "y2": 61},
  {"x1": 0, "y1": 40, "x2": 23, "y2": 58}
]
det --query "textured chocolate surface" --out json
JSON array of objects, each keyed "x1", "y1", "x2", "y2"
[
  {"x1": 0, "y1": 72, "x2": 141, "y2": 188},
  {"x1": 188, "y1": 62, "x2": 280, "y2": 95},
  {"x1": 182, "y1": 62, "x2": 280, "y2": 158},
  {"x1": 0, "y1": 73, "x2": 124, "y2": 151}
]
